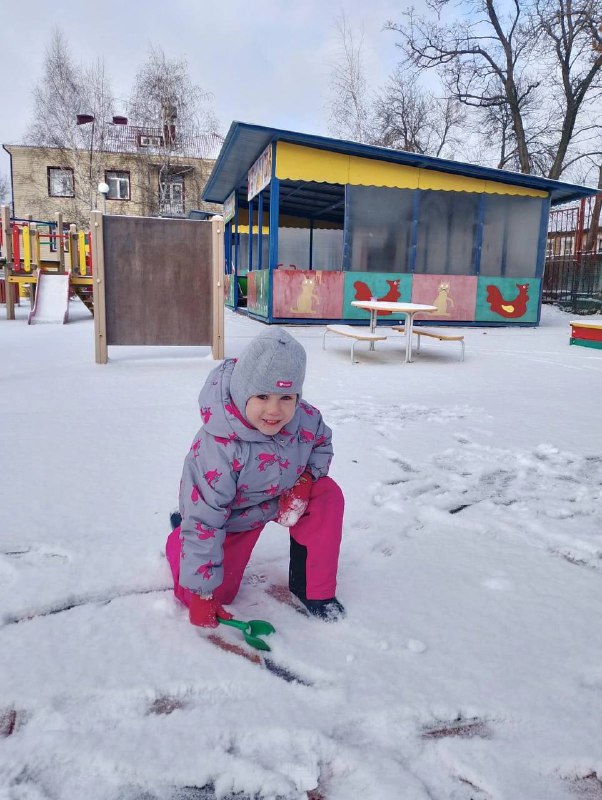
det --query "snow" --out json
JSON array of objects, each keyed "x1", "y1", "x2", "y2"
[{"x1": 1, "y1": 298, "x2": 601, "y2": 800}]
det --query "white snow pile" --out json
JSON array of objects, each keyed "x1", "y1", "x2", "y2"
[{"x1": 1, "y1": 299, "x2": 601, "y2": 800}]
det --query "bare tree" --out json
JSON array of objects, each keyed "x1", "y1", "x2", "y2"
[
  {"x1": 386, "y1": 0, "x2": 602, "y2": 178},
  {"x1": 0, "y1": 172, "x2": 10, "y2": 207},
  {"x1": 533, "y1": 0, "x2": 602, "y2": 178},
  {"x1": 127, "y1": 45, "x2": 219, "y2": 215},
  {"x1": 328, "y1": 13, "x2": 373, "y2": 143},
  {"x1": 373, "y1": 66, "x2": 465, "y2": 156},
  {"x1": 25, "y1": 29, "x2": 116, "y2": 221}
]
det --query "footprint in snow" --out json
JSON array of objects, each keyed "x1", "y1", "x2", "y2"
[{"x1": 1, "y1": 544, "x2": 70, "y2": 564}]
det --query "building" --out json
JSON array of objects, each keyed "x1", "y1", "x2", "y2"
[
  {"x1": 3, "y1": 124, "x2": 223, "y2": 226},
  {"x1": 203, "y1": 121, "x2": 597, "y2": 326}
]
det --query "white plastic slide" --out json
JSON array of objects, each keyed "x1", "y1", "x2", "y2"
[{"x1": 28, "y1": 271, "x2": 70, "y2": 325}]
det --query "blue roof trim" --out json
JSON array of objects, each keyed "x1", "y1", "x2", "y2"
[{"x1": 202, "y1": 122, "x2": 597, "y2": 206}]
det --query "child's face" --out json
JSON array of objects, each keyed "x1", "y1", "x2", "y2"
[{"x1": 245, "y1": 393, "x2": 297, "y2": 435}]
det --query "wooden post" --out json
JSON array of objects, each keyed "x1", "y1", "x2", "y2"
[
  {"x1": 90, "y1": 211, "x2": 108, "y2": 363},
  {"x1": 33, "y1": 223, "x2": 41, "y2": 268},
  {"x1": 211, "y1": 215, "x2": 225, "y2": 360},
  {"x1": 78, "y1": 230, "x2": 87, "y2": 276},
  {"x1": 69, "y1": 223, "x2": 78, "y2": 273},
  {"x1": 1, "y1": 205, "x2": 15, "y2": 320},
  {"x1": 56, "y1": 212, "x2": 65, "y2": 274},
  {"x1": 30, "y1": 223, "x2": 39, "y2": 306}
]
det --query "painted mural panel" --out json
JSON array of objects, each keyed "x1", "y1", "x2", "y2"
[
  {"x1": 343, "y1": 272, "x2": 413, "y2": 320},
  {"x1": 411, "y1": 275, "x2": 477, "y2": 321},
  {"x1": 247, "y1": 269, "x2": 270, "y2": 317},
  {"x1": 475, "y1": 277, "x2": 541, "y2": 323},
  {"x1": 272, "y1": 269, "x2": 344, "y2": 319},
  {"x1": 224, "y1": 273, "x2": 235, "y2": 308}
]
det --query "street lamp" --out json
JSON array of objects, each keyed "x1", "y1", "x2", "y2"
[
  {"x1": 97, "y1": 182, "x2": 109, "y2": 214},
  {"x1": 76, "y1": 114, "x2": 128, "y2": 208}
]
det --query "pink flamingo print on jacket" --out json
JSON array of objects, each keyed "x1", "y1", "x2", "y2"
[
  {"x1": 196, "y1": 561, "x2": 215, "y2": 580},
  {"x1": 204, "y1": 469, "x2": 222, "y2": 489},
  {"x1": 195, "y1": 522, "x2": 216, "y2": 540},
  {"x1": 257, "y1": 453, "x2": 278, "y2": 471},
  {"x1": 299, "y1": 428, "x2": 315, "y2": 443},
  {"x1": 214, "y1": 432, "x2": 238, "y2": 446}
]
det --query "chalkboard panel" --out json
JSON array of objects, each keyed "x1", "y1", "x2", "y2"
[{"x1": 103, "y1": 215, "x2": 213, "y2": 345}]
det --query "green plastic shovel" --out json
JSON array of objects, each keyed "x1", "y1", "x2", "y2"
[{"x1": 217, "y1": 616, "x2": 276, "y2": 651}]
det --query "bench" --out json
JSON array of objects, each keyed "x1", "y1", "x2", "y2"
[
  {"x1": 569, "y1": 320, "x2": 602, "y2": 351},
  {"x1": 323, "y1": 324, "x2": 388, "y2": 363},
  {"x1": 392, "y1": 327, "x2": 465, "y2": 361}
]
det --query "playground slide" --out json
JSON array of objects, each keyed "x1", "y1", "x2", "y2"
[{"x1": 28, "y1": 271, "x2": 70, "y2": 325}]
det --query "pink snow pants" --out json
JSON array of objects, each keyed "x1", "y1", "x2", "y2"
[{"x1": 165, "y1": 476, "x2": 344, "y2": 606}]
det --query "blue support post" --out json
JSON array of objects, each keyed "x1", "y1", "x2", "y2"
[
  {"x1": 268, "y1": 147, "x2": 279, "y2": 323},
  {"x1": 309, "y1": 218, "x2": 314, "y2": 270},
  {"x1": 248, "y1": 197, "x2": 254, "y2": 273},
  {"x1": 535, "y1": 196, "x2": 552, "y2": 324},
  {"x1": 234, "y1": 199, "x2": 239, "y2": 307},
  {"x1": 257, "y1": 192, "x2": 263, "y2": 270}
]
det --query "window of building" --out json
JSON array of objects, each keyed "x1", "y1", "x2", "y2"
[
  {"x1": 138, "y1": 134, "x2": 163, "y2": 147},
  {"x1": 560, "y1": 236, "x2": 574, "y2": 256},
  {"x1": 160, "y1": 174, "x2": 184, "y2": 216},
  {"x1": 47, "y1": 167, "x2": 74, "y2": 197},
  {"x1": 105, "y1": 170, "x2": 130, "y2": 200}
]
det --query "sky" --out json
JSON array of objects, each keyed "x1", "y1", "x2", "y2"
[
  {"x1": 1, "y1": 293, "x2": 602, "y2": 798},
  {"x1": 0, "y1": 0, "x2": 413, "y2": 179}
]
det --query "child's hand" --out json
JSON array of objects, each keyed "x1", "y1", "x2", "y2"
[
  {"x1": 277, "y1": 471, "x2": 313, "y2": 527},
  {"x1": 189, "y1": 594, "x2": 233, "y2": 628}
]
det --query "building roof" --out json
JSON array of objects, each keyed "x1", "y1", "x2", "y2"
[
  {"x1": 3, "y1": 126, "x2": 223, "y2": 161},
  {"x1": 202, "y1": 121, "x2": 598, "y2": 207},
  {"x1": 101, "y1": 125, "x2": 223, "y2": 159}
]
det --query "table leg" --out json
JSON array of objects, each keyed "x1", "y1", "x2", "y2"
[
  {"x1": 405, "y1": 312, "x2": 414, "y2": 363},
  {"x1": 369, "y1": 310, "x2": 377, "y2": 351}
]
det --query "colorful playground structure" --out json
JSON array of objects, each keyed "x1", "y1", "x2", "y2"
[{"x1": 0, "y1": 206, "x2": 93, "y2": 323}]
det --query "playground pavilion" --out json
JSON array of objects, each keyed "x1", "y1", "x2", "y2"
[{"x1": 202, "y1": 122, "x2": 597, "y2": 326}]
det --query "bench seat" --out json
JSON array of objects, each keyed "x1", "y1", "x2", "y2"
[
  {"x1": 323, "y1": 324, "x2": 388, "y2": 363},
  {"x1": 392, "y1": 326, "x2": 465, "y2": 361}
]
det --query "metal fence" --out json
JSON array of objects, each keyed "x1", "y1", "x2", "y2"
[{"x1": 544, "y1": 194, "x2": 602, "y2": 314}]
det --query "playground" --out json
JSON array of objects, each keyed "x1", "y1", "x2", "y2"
[{"x1": 1, "y1": 299, "x2": 601, "y2": 799}]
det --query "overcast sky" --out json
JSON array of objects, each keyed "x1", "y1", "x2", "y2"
[{"x1": 1, "y1": 0, "x2": 417, "y2": 180}]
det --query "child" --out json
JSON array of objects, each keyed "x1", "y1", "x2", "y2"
[{"x1": 166, "y1": 327, "x2": 345, "y2": 628}]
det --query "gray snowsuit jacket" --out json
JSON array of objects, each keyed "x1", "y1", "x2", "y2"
[{"x1": 178, "y1": 359, "x2": 333, "y2": 595}]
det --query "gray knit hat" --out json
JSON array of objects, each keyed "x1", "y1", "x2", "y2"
[{"x1": 230, "y1": 327, "x2": 306, "y2": 415}]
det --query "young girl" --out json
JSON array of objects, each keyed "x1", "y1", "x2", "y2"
[{"x1": 166, "y1": 327, "x2": 345, "y2": 628}]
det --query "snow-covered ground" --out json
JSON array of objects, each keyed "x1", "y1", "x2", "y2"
[{"x1": 1, "y1": 298, "x2": 601, "y2": 800}]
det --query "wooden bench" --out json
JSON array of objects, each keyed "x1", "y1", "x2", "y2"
[
  {"x1": 323, "y1": 324, "x2": 388, "y2": 363},
  {"x1": 392, "y1": 327, "x2": 465, "y2": 361}
]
